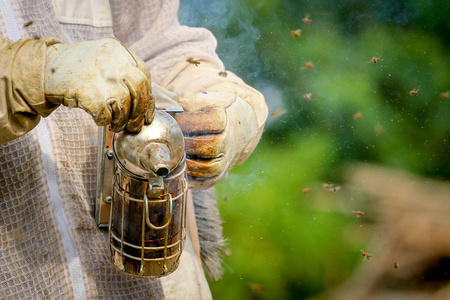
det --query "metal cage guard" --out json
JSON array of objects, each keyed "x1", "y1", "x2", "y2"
[{"x1": 109, "y1": 156, "x2": 187, "y2": 278}]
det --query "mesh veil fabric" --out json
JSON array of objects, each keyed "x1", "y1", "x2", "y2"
[
  {"x1": 0, "y1": 130, "x2": 74, "y2": 299},
  {"x1": 0, "y1": 0, "x2": 220, "y2": 298}
]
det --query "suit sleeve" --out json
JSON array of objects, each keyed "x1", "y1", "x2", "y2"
[
  {"x1": 0, "y1": 37, "x2": 62, "y2": 144},
  {"x1": 109, "y1": 0, "x2": 224, "y2": 84}
]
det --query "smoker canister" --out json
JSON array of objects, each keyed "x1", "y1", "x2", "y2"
[{"x1": 109, "y1": 110, "x2": 187, "y2": 278}]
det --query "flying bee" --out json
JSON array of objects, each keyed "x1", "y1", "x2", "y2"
[
  {"x1": 250, "y1": 283, "x2": 263, "y2": 291},
  {"x1": 367, "y1": 56, "x2": 381, "y2": 64},
  {"x1": 394, "y1": 262, "x2": 399, "y2": 270},
  {"x1": 302, "y1": 14, "x2": 312, "y2": 27},
  {"x1": 323, "y1": 183, "x2": 340, "y2": 192},
  {"x1": 302, "y1": 61, "x2": 315, "y2": 69},
  {"x1": 187, "y1": 57, "x2": 200, "y2": 67},
  {"x1": 374, "y1": 125, "x2": 384, "y2": 136},
  {"x1": 303, "y1": 93, "x2": 312, "y2": 101},
  {"x1": 218, "y1": 71, "x2": 227, "y2": 77},
  {"x1": 409, "y1": 88, "x2": 419, "y2": 96},
  {"x1": 223, "y1": 194, "x2": 229, "y2": 201},
  {"x1": 302, "y1": 187, "x2": 311, "y2": 195},
  {"x1": 222, "y1": 248, "x2": 232, "y2": 256},
  {"x1": 352, "y1": 210, "x2": 366, "y2": 218},
  {"x1": 353, "y1": 112, "x2": 363, "y2": 120},
  {"x1": 332, "y1": 186, "x2": 341, "y2": 192},
  {"x1": 439, "y1": 91, "x2": 449, "y2": 99},
  {"x1": 290, "y1": 29, "x2": 302, "y2": 38},
  {"x1": 23, "y1": 20, "x2": 33, "y2": 28},
  {"x1": 361, "y1": 250, "x2": 372, "y2": 259},
  {"x1": 271, "y1": 108, "x2": 285, "y2": 117}
]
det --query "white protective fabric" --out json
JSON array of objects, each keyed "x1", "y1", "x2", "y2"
[
  {"x1": 0, "y1": 0, "x2": 223, "y2": 298},
  {"x1": 51, "y1": 0, "x2": 114, "y2": 27}
]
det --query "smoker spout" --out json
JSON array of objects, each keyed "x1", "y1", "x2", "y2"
[
  {"x1": 139, "y1": 143, "x2": 171, "y2": 177},
  {"x1": 113, "y1": 110, "x2": 185, "y2": 177}
]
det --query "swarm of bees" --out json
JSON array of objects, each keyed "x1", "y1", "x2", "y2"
[
  {"x1": 282, "y1": 11, "x2": 447, "y2": 276},
  {"x1": 287, "y1": 10, "x2": 436, "y2": 131},
  {"x1": 409, "y1": 88, "x2": 419, "y2": 96},
  {"x1": 187, "y1": 57, "x2": 200, "y2": 67}
]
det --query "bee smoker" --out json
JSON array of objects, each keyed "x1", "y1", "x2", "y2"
[{"x1": 95, "y1": 94, "x2": 187, "y2": 278}]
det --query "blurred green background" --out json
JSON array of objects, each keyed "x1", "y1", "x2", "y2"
[{"x1": 179, "y1": 1, "x2": 449, "y2": 299}]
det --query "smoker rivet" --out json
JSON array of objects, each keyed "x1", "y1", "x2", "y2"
[
  {"x1": 106, "y1": 150, "x2": 114, "y2": 160},
  {"x1": 104, "y1": 196, "x2": 112, "y2": 203}
]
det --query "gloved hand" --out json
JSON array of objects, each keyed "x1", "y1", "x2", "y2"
[
  {"x1": 44, "y1": 38, "x2": 154, "y2": 132},
  {"x1": 162, "y1": 58, "x2": 268, "y2": 189},
  {"x1": 175, "y1": 92, "x2": 258, "y2": 189}
]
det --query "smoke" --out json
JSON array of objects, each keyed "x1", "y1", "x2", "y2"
[
  {"x1": 178, "y1": 0, "x2": 283, "y2": 128},
  {"x1": 258, "y1": 83, "x2": 284, "y2": 128},
  {"x1": 178, "y1": 1, "x2": 230, "y2": 31},
  {"x1": 179, "y1": 1, "x2": 262, "y2": 80}
]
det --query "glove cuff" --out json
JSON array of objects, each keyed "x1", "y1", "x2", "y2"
[{"x1": 17, "y1": 37, "x2": 63, "y2": 117}]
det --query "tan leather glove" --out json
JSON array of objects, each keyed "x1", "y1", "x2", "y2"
[
  {"x1": 174, "y1": 91, "x2": 258, "y2": 189},
  {"x1": 163, "y1": 58, "x2": 269, "y2": 189},
  {"x1": 45, "y1": 38, "x2": 154, "y2": 132}
]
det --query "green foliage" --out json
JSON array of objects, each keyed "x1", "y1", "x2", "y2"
[
  {"x1": 213, "y1": 137, "x2": 369, "y2": 299},
  {"x1": 179, "y1": 0, "x2": 449, "y2": 299}
]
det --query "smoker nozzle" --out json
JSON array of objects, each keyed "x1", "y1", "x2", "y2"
[{"x1": 139, "y1": 143, "x2": 171, "y2": 177}]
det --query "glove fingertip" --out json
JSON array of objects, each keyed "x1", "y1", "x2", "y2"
[
  {"x1": 125, "y1": 116, "x2": 144, "y2": 133},
  {"x1": 110, "y1": 123, "x2": 126, "y2": 132}
]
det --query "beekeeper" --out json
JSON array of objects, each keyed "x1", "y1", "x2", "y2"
[{"x1": 0, "y1": 0, "x2": 268, "y2": 299}]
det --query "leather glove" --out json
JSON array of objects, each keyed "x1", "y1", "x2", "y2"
[
  {"x1": 44, "y1": 38, "x2": 154, "y2": 132},
  {"x1": 174, "y1": 91, "x2": 258, "y2": 189},
  {"x1": 163, "y1": 58, "x2": 268, "y2": 189}
]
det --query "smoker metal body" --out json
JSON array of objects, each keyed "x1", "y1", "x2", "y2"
[{"x1": 95, "y1": 104, "x2": 187, "y2": 278}]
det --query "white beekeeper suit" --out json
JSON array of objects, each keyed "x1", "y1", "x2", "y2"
[{"x1": 0, "y1": 0, "x2": 268, "y2": 299}]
